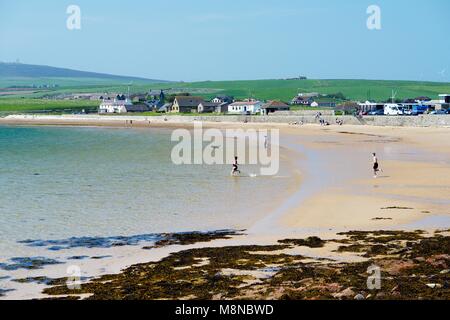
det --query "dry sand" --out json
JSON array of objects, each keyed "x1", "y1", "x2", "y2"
[{"x1": 277, "y1": 124, "x2": 450, "y2": 234}]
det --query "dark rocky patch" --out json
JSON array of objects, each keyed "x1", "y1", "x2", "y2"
[
  {"x1": 19, "y1": 229, "x2": 242, "y2": 251},
  {"x1": 143, "y1": 230, "x2": 243, "y2": 249},
  {"x1": 0, "y1": 257, "x2": 62, "y2": 271},
  {"x1": 278, "y1": 236, "x2": 325, "y2": 248},
  {"x1": 90, "y1": 255, "x2": 112, "y2": 260},
  {"x1": 18, "y1": 234, "x2": 162, "y2": 250},
  {"x1": 13, "y1": 276, "x2": 88, "y2": 286},
  {"x1": 67, "y1": 255, "x2": 89, "y2": 260},
  {"x1": 0, "y1": 288, "x2": 14, "y2": 296}
]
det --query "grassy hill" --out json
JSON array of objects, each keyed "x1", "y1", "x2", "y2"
[
  {"x1": 178, "y1": 79, "x2": 450, "y2": 102},
  {"x1": 0, "y1": 62, "x2": 168, "y2": 87}
]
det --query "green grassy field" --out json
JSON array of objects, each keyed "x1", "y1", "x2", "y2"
[
  {"x1": 1, "y1": 78, "x2": 449, "y2": 113},
  {"x1": 0, "y1": 98, "x2": 99, "y2": 113},
  {"x1": 179, "y1": 79, "x2": 450, "y2": 102}
]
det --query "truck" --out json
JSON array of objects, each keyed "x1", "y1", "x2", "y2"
[
  {"x1": 410, "y1": 104, "x2": 428, "y2": 115},
  {"x1": 384, "y1": 104, "x2": 403, "y2": 115}
]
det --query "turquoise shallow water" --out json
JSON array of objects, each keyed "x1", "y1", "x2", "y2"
[{"x1": 0, "y1": 125, "x2": 291, "y2": 263}]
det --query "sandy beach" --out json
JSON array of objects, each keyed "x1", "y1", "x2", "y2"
[{"x1": 0, "y1": 116, "x2": 449, "y2": 300}]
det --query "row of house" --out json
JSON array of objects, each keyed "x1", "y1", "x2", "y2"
[
  {"x1": 98, "y1": 89, "x2": 450, "y2": 115},
  {"x1": 99, "y1": 94, "x2": 292, "y2": 114},
  {"x1": 170, "y1": 96, "x2": 289, "y2": 115}
]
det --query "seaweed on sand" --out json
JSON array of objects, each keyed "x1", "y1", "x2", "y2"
[
  {"x1": 278, "y1": 236, "x2": 325, "y2": 248},
  {"x1": 41, "y1": 231, "x2": 450, "y2": 300},
  {"x1": 43, "y1": 244, "x2": 293, "y2": 300},
  {"x1": 335, "y1": 230, "x2": 424, "y2": 243},
  {"x1": 144, "y1": 230, "x2": 244, "y2": 249}
]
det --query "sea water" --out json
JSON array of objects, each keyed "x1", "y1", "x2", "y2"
[{"x1": 0, "y1": 125, "x2": 292, "y2": 296}]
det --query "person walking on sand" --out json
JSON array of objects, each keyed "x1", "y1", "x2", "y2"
[
  {"x1": 372, "y1": 152, "x2": 382, "y2": 178},
  {"x1": 231, "y1": 156, "x2": 241, "y2": 176}
]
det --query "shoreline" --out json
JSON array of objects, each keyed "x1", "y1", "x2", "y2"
[
  {"x1": 0, "y1": 117, "x2": 449, "y2": 299},
  {"x1": 1, "y1": 113, "x2": 450, "y2": 128}
]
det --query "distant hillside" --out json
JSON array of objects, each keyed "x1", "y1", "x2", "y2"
[
  {"x1": 0, "y1": 62, "x2": 168, "y2": 87},
  {"x1": 178, "y1": 79, "x2": 450, "y2": 102}
]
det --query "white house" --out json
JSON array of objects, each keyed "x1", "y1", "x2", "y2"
[
  {"x1": 227, "y1": 100, "x2": 263, "y2": 114},
  {"x1": 439, "y1": 94, "x2": 450, "y2": 104},
  {"x1": 211, "y1": 95, "x2": 234, "y2": 104},
  {"x1": 99, "y1": 96, "x2": 134, "y2": 114}
]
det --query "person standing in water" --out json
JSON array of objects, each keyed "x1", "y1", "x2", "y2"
[
  {"x1": 372, "y1": 152, "x2": 381, "y2": 178},
  {"x1": 231, "y1": 156, "x2": 241, "y2": 176}
]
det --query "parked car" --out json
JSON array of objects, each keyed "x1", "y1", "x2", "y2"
[
  {"x1": 429, "y1": 109, "x2": 449, "y2": 115},
  {"x1": 368, "y1": 109, "x2": 384, "y2": 115},
  {"x1": 402, "y1": 108, "x2": 412, "y2": 115}
]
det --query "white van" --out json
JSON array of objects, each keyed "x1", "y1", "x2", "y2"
[{"x1": 384, "y1": 104, "x2": 403, "y2": 115}]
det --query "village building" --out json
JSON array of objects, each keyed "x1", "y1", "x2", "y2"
[
  {"x1": 439, "y1": 94, "x2": 450, "y2": 104},
  {"x1": 291, "y1": 92, "x2": 319, "y2": 104},
  {"x1": 310, "y1": 98, "x2": 336, "y2": 108},
  {"x1": 211, "y1": 95, "x2": 234, "y2": 104},
  {"x1": 291, "y1": 96, "x2": 314, "y2": 105},
  {"x1": 132, "y1": 94, "x2": 147, "y2": 103},
  {"x1": 148, "y1": 89, "x2": 163, "y2": 99},
  {"x1": 415, "y1": 96, "x2": 432, "y2": 102},
  {"x1": 216, "y1": 102, "x2": 230, "y2": 113},
  {"x1": 144, "y1": 90, "x2": 166, "y2": 110},
  {"x1": 171, "y1": 96, "x2": 205, "y2": 113},
  {"x1": 157, "y1": 103, "x2": 172, "y2": 113},
  {"x1": 197, "y1": 102, "x2": 221, "y2": 113},
  {"x1": 98, "y1": 94, "x2": 145, "y2": 113},
  {"x1": 227, "y1": 100, "x2": 263, "y2": 115},
  {"x1": 431, "y1": 94, "x2": 450, "y2": 110},
  {"x1": 261, "y1": 100, "x2": 290, "y2": 115}
]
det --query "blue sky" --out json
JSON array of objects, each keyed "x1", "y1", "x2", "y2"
[{"x1": 1, "y1": 0, "x2": 449, "y2": 82}]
